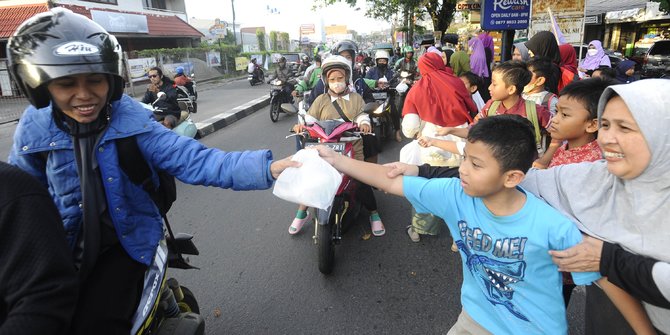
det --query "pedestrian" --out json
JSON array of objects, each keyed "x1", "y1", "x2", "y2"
[
  {"x1": 521, "y1": 79, "x2": 670, "y2": 335},
  {"x1": 512, "y1": 42, "x2": 530, "y2": 62},
  {"x1": 450, "y1": 42, "x2": 471, "y2": 77},
  {"x1": 577, "y1": 40, "x2": 611, "y2": 78},
  {"x1": 7, "y1": 8, "x2": 298, "y2": 334},
  {"x1": 316, "y1": 115, "x2": 648, "y2": 335},
  {"x1": 468, "y1": 37, "x2": 491, "y2": 101},
  {"x1": 401, "y1": 52, "x2": 476, "y2": 244},
  {"x1": 0, "y1": 162, "x2": 78, "y2": 335},
  {"x1": 615, "y1": 60, "x2": 637, "y2": 84},
  {"x1": 524, "y1": 31, "x2": 562, "y2": 94},
  {"x1": 478, "y1": 30, "x2": 495, "y2": 74}
]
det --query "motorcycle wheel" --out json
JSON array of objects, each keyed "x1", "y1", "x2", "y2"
[
  {"x1": 177, "y1": 286, "x2": 200, "y2": 314},
  {"x1": 316, "y1": 197, "x2": 341, "y2": 275},
  {"x1": 191, "y1": 101, "x2": 197, "y2": 114},
  {"x1": 270, "y1": 100, "x2": 280, "y2": 122},
  {"x1": 250, "y1": 80, "x2": 255, "y2": 86}
]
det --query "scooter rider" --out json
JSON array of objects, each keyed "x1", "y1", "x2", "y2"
[
  {"x1": 271, "y1": 56, "x2": 295, "y2": 97},
  {"x1": 248, "y1": 58, "x2": 263, "y2": 81},
  {"x1": 7, "y1": 8, "x2": 298, "y2": 334},
  {"x1": 141, "y1": 66, "x2": 181, "y2": 121},
  {"x1": 305, "y1": 40, "x2": 381, "y2": 162},
  {"x1": 394, "y1": 45, "x2": 418, "y2": 81},
  {"x1": 366, "y1": 50, "x2": 396, "y2": 88},
  {"x1": 173, "y1": 66, "x2": 194, "y2": 96}
]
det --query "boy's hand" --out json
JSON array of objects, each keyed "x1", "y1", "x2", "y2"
[
  {"x1": 313, "y1": 145, "x2": 339, "y2": 165},
  {"x1": 417, "y1": 136, "x2": 434, "y2": 148},
  {"x1": 435, "y1": 126, "x2": 453, "y2": 136},
  {"x1": 532, "y1": 160, "x2": 548, "y2": 169},
  {"x1": 270, "y1": 156, "x2": 302, "y2": 179},
  {"x1": 359, "y1": 124, "x2": 371, "y2": 134},
  {"x1": 549, "y1": 235, "x2": 604, "y2": 272},
  {"x1": 383, "y1": 162, "x2": 419, "y2": 178}
]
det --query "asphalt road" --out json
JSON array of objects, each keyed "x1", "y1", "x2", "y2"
[{"x1": 0, "y1": 79, "x2": 587, "y2": 334}]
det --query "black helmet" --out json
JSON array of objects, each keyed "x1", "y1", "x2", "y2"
[
  {"x1": 7, "y1": 8, "x2": 124, "y2": 108},
  {"x1": 331, "y1": 40, "x2": 358, "y2": 60}
]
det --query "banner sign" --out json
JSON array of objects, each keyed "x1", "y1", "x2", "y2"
[
  {"x1": 481, "y1": 0, "x2": 531, "y2": 30},
  {"x1": 127, "y1": 57, "x2": 157, "y2": 82}
]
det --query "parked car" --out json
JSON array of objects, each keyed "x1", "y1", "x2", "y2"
[
  {"x1": 572, "y1": 44, "x2": 624, "y2": 69},
  {"x1": 641, "y1": 40, "x2": 670, "y2": 78},
  {"x1": 281, "y1": 52, "x2": 308, "y2": 70}
]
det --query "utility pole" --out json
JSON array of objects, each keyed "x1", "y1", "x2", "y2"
[{"x1": 231, "y1": 0, "x2": 237, "y2": 45}]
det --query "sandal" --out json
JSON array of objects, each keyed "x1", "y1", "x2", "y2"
[
  {"x1": 288, "y1": 211, "x2": 311, "y2": 235},
  {"x1": 370, "y1": 214, "x2": 385, "y2": 236},
  {"x1": 407, "y1": 226, "x2": 420, "y2": 242}
]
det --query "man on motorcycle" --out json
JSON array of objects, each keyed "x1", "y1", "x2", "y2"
[
  {"x1": 248, "y1": 58, "x2": 264, "y2": 81},
  {"x1": 272, "y1": 56, "x2": 295, "y2": 97},
  {"x1": 141, "y1": 66, "x2": 181, "y2": 121},
  {"x1": 293, "y1": 55, "x2": 322, "y2": 97},
  {"x1": 298, "y1": 55, "x2": 311, "y2": 74},
  {"x1": 173, "y1": 66, "x2": 195, "y2": 97},
  {"x1": 7, "y1": 9, "x2": 299, "y2": 334},
  {"x1": 394, "y1": 46, "x2": 418, "y2": 80},
  {"x1": 366, "y1": 50, "x2": 402, "y2": 142}
]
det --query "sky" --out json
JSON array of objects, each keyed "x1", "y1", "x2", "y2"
[{"x1": 184, "y1": 0, "x2": 393, "y2": 39}]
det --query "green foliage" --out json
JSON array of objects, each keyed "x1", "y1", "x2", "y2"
[
  {"x1": 223, "y1": 29, "x2": 237, "y2": 45},
  {"x1": 256, "y1": 28, "x2": 266, "y2": 51},
  {"x1": 136, "y1": 45, "x2": 240, "y2": 58},
  {"x1": 270, "y1": 31, "x2": 279, "y2": 50},
  {"x1": 280, "y1": 32, "x2": 290, "y2": 50},
  {"x1": 651, "y1": 0, "x2": 669, "y2": 13}
]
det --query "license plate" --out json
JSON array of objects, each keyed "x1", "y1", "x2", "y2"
[
  {"x1": 305, "y1": 142, "x2": 345, "y2": 153},
  {"x1": 372, "y1": 92, "x2": 387, "y2": 100}
]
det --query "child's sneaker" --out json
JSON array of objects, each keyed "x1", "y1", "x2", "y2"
[
  {"x1": 370, "y1": 213, "x2": 385, "y2": 236},
  {"x1": 407, "y1": 226, "x2": 420, "y2": 242},
  {"x1": 288, "y1": 211, "x2": 311, "y2": 235}
]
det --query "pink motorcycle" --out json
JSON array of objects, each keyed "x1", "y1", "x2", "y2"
[{"x1": 283, "y1": 103, "x2": 377, "y2": 274}]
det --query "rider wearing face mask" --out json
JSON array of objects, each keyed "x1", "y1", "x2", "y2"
[
  {"x1": 289, "y1": 55, "x2": 386, "y2": 237},
  {"x1": 272, "y1": 56, "x2": 295, "y2": 98},
  {"x1": 366, "y1": 50, "x2": 396, "y2": 89}
]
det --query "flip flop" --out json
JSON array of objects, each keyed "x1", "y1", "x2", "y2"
[{"x1": 289, "y1": 212, "x2": 311, "y2": 235}]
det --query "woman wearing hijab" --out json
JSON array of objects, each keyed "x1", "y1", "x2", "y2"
[
  {"x1": 578, "y1": 40, "x2": 612, "y2": 78},
  {"x1": 525, "y1": 31, "x2": 562, "y2": 94},
  {"x1": 512, "y1": 42, "x2": 530, "y2": 62},
  {"x1": 401, "y1": 52, "x2": 477, "y2": 243},
  {"x1": 559, "y1": 44, "x2": 579, "y2": 87},
  {"x1": 521, "y1": 79, "x2": 670, "y2": 335},
  {"x1": 468, "y1": 37, "x2": 491, "y2": 101},
  {"x1": 450, "y1": 42, "x2": 471, "y2": 77},
  {"x1": 615, "y1": 60, "x2": 637, "y2": 84}
]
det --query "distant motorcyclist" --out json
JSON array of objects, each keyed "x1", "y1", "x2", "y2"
[
  {"x1": 173, "y1": 66, "x2": 194, "y2": 96},
  {"x1": 248, "y1": 58, "x2": 264, "y2": 81},
  {"x1": 141, "y1": 66, "x2": 181, "y2": 121},
  {"x1": 366, "y1": 50, "x2": 396, "y2": 89},
  {"x1": 293, "y1": 55, "x2": 322, "y2": 97},
  {"x1": 298, "y1": 55, "x2": 311, "y2": 74},
  {"x1": 394, "y1": 46, "x2": 418, "y2": 81}
]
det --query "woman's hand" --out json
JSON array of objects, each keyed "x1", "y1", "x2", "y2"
[
  {"x1": 359, "y1": 123, "x2": 371, "y2": 134},
  {"x1": 270, "y1": 156, "x2": 302, "y2": 179},
  {"x1": 417, "y1": 136, "x2": 434, "y2": 148},
  {"x1": 549, "y1": 235, "x2": 604, "y2": 272},
  {"x1": 313, "y1": 145, "x2": 339, "y2": 166},
  {"x1": 292, "y1": 124, "x2": 304, "y2": 134},
  {"x1": 435, "y1": 126, "x2": 454, "y2": 136}
]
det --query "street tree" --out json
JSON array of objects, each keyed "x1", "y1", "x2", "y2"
[
  {"x1": 280, "y1": 32, "x2": 290, "y2": 51},
  {"x1": 256, "y1": 29, "x2": 266, "y2": 51},
  {"x1": 270, "y1": 31, "x2": 278, "y2": 50}
]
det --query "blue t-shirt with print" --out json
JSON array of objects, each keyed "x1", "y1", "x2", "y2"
[{"x1": 403, "y1": 176, "x2": 601, "y2": 335}]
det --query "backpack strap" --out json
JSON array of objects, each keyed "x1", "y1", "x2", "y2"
[
  {"x1": 487, "y1": 101, "x2": 501, "y2": 117},
  {"x1": 541, "y1": 92, "x2": 557, "y2": 110},
  {"x1": 524, "y1": 100, "x2": 542, "y2": 148}
]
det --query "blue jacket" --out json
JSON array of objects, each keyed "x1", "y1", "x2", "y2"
[
  {"x1": 9, "y1": 95, "x2": 274, "y2": 265},
  {"x1": 365, "y1": 66, "x2": 396, "y2": 85}
]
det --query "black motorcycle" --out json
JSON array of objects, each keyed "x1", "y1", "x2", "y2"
[
  {"x1": 269, "y1": 77, "x2": 297, "y2": 122},
  {"x1": 248, "y1": 68, "x2": 265, "y2": 86}
]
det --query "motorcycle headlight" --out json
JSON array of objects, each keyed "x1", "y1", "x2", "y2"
[
  {"x1": 401, "y1": 71, "x2": 409, "y2": 77},
  {"x1": 276, "y1": 80, "x2": 282, "y2": 85}
]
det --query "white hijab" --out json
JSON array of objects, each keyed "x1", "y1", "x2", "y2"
[{"x1": 521, "y1": 79, "x2": 670, "y2": 263}]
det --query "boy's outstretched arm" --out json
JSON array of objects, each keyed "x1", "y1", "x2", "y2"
[
  {"x1": 314, "y1": 146, "x2": 404, "y2": 196},
  {"x1": 418, "y1": 136, "x2": 462, "y2": 155},
  {"x1": 598, "y1": 278, "x2": 657, "y2": 335}
]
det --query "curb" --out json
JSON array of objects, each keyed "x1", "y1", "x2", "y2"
[{"x1": 195, "y1": 94, "x2": 270, "y2": 138}]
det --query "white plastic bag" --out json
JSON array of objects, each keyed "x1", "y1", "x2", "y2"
[
  {"x1": 273, "y1": 149, "x2": 342, "y2": 210},
  {"x1": 399, "y1": 140, "x2": 423, "y2": 165}
]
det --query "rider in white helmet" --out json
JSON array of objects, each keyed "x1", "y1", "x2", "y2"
[{"x1": 288, "y1": 55, "x2": 386, "y2": 238}]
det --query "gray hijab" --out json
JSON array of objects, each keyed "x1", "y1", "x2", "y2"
[
  {"x1": 521, "y1": 79, "x2": 670, "y2": 263},
  {"x1": 513, "y1": 42, "x2": 530, "y2": 62}
]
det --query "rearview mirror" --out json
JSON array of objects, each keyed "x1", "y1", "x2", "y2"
[{"x1": 362, "y1": 102, "x2": 380, "y2": 114}]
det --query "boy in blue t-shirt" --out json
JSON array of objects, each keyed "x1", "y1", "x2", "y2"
[{"x1": 313, "y1": 115, "x2": 648, "y2": 334}]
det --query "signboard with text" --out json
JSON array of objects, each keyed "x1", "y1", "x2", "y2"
[
  {"x1": 529, "y1": 0, "x2": 586, "y2": 44},
  {"x1": 481, "y1": 0, "x2": 530, "y2": 30}
]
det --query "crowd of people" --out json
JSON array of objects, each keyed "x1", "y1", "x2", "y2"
[{"x1": 1, "y1": 7, "x2": 668, "y2": 335}]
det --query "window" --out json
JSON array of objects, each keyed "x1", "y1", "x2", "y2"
[
  {"x1": 84, "y1": 0, "x2": 118, "y2": 4},
  {"x1": 143, "y1": 0, "x2": 167, "y2": 10}
]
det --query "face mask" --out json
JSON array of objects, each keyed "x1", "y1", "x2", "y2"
[
  {"x1": 587, "y1": 49, "x2": 598, "y2": 56},
  {"x1": 329, "y1": 81, "x2": 346, "y2": 94}
]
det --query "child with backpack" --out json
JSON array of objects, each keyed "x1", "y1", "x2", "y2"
[
  {"x1": 522, "y1": 57, "x2": 558, "y2": 117},
  {"x1": 421, "y1": 61, "x2": 551, "y2": 157}
]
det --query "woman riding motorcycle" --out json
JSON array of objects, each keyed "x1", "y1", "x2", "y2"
[{"x1": 7, "y1": 8, "x2": 297, "y2": 334}]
